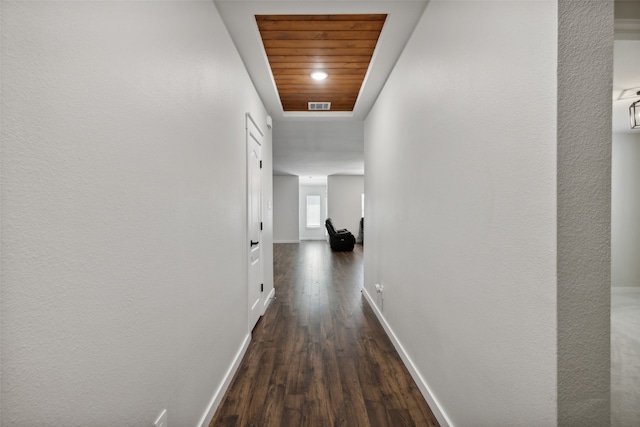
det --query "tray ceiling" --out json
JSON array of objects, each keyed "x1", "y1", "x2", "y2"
[{"x1": 215, "y1": 1, "x2": 428, "y2": 120}]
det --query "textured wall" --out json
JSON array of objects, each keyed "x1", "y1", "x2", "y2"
[
  {"x1": 327, "y1": 175, "x2": 364, "y2": 237},
  {"x1": 365, "y1": 2, "x2": 558, "y2": 425},
  {"x1": 557, "y1": 1, "x2": 613, "y2": 424},
  {"x1": 273, "y1": 175, "x2": 300, "y2": 243},
  {"x1": 1, "y1": 2, "x2": 270, "y2": 426}
]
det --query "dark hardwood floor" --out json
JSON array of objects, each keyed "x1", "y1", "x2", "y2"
[{"x1": 210, "y1": 241, "x2": 439, "y2": 427}]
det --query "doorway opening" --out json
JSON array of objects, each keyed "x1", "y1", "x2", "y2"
[{"x1": 611, "y1": 4, "x2": 640, "y2": 425}]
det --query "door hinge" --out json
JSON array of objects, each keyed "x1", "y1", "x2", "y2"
[
  {"x1": 260, "y1": 222, "x2": 263, "y2": 231},
  {"x1": 259, "y1": 160, "x2": 262, "y2": 169},
  {"x1": 261, "y1": 283, "x2": 264, "y2": 292}
]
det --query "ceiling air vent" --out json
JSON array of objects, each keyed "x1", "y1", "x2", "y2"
[{"x1": 308, "y1": 102, "x2": 331, "y2": 111}]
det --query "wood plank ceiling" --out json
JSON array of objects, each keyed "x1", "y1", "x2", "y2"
[{"x1": 256, "y1": 14, "x2": 387, "y2": 112}]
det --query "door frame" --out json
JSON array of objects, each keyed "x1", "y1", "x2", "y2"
[{"x1": 246, "y1": 112, "x2": 264, "y2": 332}]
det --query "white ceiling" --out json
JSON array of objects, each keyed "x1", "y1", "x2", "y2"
[
  {"x1": 272, "y1": 118, "x2": 364, "y2": 176},
  {"x1": 215, "y1": 1, "x2": 640, "y2": 178}
]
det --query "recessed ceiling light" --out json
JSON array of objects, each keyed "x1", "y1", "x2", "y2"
[{"x1": 310, "y1": 71, "x2": 328, "y2": 81}]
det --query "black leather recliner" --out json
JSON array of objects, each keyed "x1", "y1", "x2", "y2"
[
  {"x1": 325, "y1": 218, "x2": 356, "y2": 252},
  {"x1": 356, "y1": 217, "x2": 363, "y2": 244}
]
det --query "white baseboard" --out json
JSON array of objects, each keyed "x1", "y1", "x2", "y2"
[
  {"x1": 263, "y1": 287, "x2": 275, "y2": 313},
  {"x1": 300, "y1": 237, "x2": 327, "y2": 241},
  {"x1": 612, "y1": 285, "x2": 640, "y2": 291},
  {"x1": 274, "y1": 239, "x2": 299, "y2": 244},
  {"x1": 197, "y1": 333, "x2": 251, "y2": 427},
  {"x1": 362, "y1": 287, "x2": 453, "y2": 427}
]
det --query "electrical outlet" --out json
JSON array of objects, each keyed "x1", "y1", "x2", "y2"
[
  {"x1": 154, "y1": 409, "x2": 167, "y2": 427},
  {"x1": 375, "y1": 283, "x2": 383, "y2": 293}
]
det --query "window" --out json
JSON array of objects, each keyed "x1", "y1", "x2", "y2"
[{"x1": 306, "y1": 195, "x2": 321, "y2": 228}]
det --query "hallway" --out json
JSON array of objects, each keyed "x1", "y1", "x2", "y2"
[{"x1": 211, "y1": 242, "x2": 439, "y2": 426}]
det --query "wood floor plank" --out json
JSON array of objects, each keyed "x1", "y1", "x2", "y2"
[{"x1": 209, "y1": 242, "x2": 439, "y2": 427}]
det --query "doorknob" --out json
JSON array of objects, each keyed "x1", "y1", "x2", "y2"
[{"x1": 250, "y1": 240, "x2": 259, "y2": 247}]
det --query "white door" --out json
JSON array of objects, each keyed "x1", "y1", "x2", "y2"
[{"x1": 247, "y1": 114, "x2": 263, "y2": 332}]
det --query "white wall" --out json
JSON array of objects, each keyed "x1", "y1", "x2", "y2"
[
  {"x1": 273, "y1": 175, "x2": 300, "y2": 243},
  {"x1": 612, "y1": 132, "x2": 640, "y2": 287},
  {"x1": 365, "y1": 1, "x2": 611, "y2": 426},
  {"x1": 1, "y1": 2, "x2": 272, "y2": 426},
  {"x1": 299, "y1": 184, "x2": 327, "y2": 241},
  {"x1": 327, "y1": 175, "x2": 364, "y2": 236}
]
